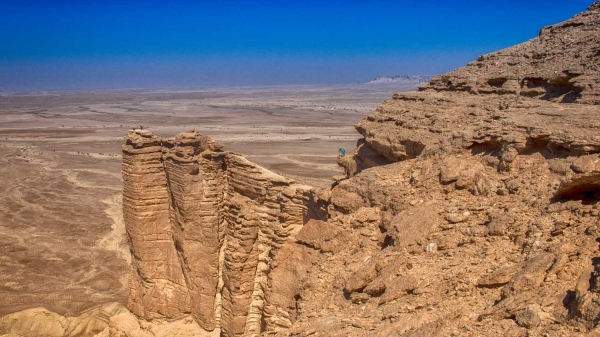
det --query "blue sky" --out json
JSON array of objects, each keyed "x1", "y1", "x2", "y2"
[{"x1": 0, "y1": 0, "x2": 594, "y2": 90}]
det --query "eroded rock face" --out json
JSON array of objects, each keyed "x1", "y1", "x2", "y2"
[
  {"x1": 423, "y1": 1, "x2": 600, "y2": 104},
  {"x1": 336, "y1": 2, "x2": 600, "y2": 178},
  {"x1": 0, "y1": 303, "x2": 127, "y2": 337},
  {"x1": 111, "y1": 2, "x2": 600, "y2": 336},
  {"x1": 308, "y1": 2, "x2": 600, "y2": 336},
  {"x1": 121, "y1": 130, "x2": 321, "y2": 336},
  {"x1": 123, "y1": 131, "x2": 191, "y2": 321}
]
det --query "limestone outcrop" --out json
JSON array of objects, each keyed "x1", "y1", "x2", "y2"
[
  {"x1": 106, "y1": 2, "x2": 600, "y2": 336},
  {"x1": 120, "y1": 130, "x2": 320, "y2": 336},
  {"x1": 423, "y1": 2, "x2": 600, "y2": 104}
]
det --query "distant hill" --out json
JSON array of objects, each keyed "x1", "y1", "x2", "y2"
[{"x1": 367, "y1": 75, "x2": 434, "y2": 85}]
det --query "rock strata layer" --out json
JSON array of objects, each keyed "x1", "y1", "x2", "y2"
[
  {"x1": 422, "y1": 1, "x2": 600, "y2": 104},
  {"x1": 103, "y1": 2, "x2": 600, "y2": 336},
  {"x1": 121, "y1": 130, "x2": 320, "y2": 336}
]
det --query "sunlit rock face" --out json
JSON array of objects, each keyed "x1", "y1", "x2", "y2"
[
  {"x1": 122, "y1": 130, "x2": 321, "y2": 336},
  {"x1": 112, "y1": 3, "x2": 600, "y2": 336}
]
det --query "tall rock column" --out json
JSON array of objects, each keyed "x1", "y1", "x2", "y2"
[
  {"x1": 162, "y1": 132, "x2": 226, "y2": 331},
  {"x1": 220, "y1": 155, "x2": 272, "y2": 337},
  {"x1": 122, "y1": 130, "x2": 322, "y2": 335},
  {"x1": 122, "y1": 130, "x2": 190, "y2": 320},
  {"x1": 219, "y1": 155, "x2": 317, "y2": 336}
]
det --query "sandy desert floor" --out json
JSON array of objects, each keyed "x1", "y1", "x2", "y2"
[{"x1": 0, "y1": 83, "x2": 417, "y2": 317}]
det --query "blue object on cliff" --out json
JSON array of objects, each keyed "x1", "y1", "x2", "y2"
[{"x1": 339, "y1": 148, "x2": 345, "y2": 157}]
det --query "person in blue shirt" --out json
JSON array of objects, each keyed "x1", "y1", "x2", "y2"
[{"x1": 339, "y1": 148, "x2": 346, "y2": 157}]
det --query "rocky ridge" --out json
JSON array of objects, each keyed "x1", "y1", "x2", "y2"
[
  {"x1": 423, "y1": 2, "x2": 600, "y2": 104},
  {"x1": 98, "y1": 2, "x2": 600, "y2": 336},
  {"x1": 113, "y1": 129, "x2": 322, "y2": 336}
]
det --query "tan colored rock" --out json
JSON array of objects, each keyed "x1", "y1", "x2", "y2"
[
  {"x1": 478, "y1": 264, "x2": 523, "y2": 288},
  {"x1": 162, "y1": 132, "x2": 226, "y2": 330},
  {"x1": 502, "y1": 253, "x2": 555, "y2": 298},
  {"x1": 514, "y1": 304, "x2": 546, "y2": 328},
  {"x1": 122, "y1": 131, "x2": 191, "y2": 321},
  {"x1": 384, "y1": 201, "x2": 438, "y2": 248},
  {"x1": 440, "y1": 158, "x2": 465, "y2": 183},
  {"x1": 121, "y1": 130, "x2": 321, "y2": 336},
  {"x1": 344, "y1": 262, "x2": 377, "y2": 294},
  {"x1": 571, "y1": 155, "x2": 600, "y2": 174},
  {"x1": 296, "y1": 220, "x2": 346, "y2": 253},
  {"x1": 445, "y1": 211, "x2": 470, "y2": 224},
  {"x1": 487, "y1": 214, "x2": 516, "y2": 236},
  {"x1": 95, "y1": 311, "x2": 219, "y2": 337},
  {"x1": 110, "y1": 3, "x2": 600, "y2": 337},
  {"x1": 423, "y1": 2, "x2": 600, "y2": 105},
  {"x1": 0, "y1": 303, "x2": 127, "y2": 337},
  {"x1": 330, "y1": 185, "x2": 364, "y2": 213}
]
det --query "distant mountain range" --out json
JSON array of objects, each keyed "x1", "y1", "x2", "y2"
[{"x1": 367, "y1": 75, "x2": 435, "y2": 85}]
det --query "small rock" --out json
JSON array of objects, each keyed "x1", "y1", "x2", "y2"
[
  {"x1": 502, "y1": 253, "x2": 555, "y2": 297},
  {"x1": 344, "y1": 264, "x2": 377, "y2": 294},
  {"x1": 409, "y1": 199, "x2": 423, "y2": 206},
  {"x1": 571, "y1": 155, "x2": 600, "y2": 173},
  {"x1": 478, "y1": 264, "x2": 522, "y2": 288},
  {"x1": 515, "y1": 304, "x2": 544, "y2": 328},
  {"x1": 551, "y1": 220, "x2": 569, "y2": 236},
  {"x1": 487, "y1": 215, "x2": 516, "y2": 236},
  {"x1": 471, "y1": 171, "x2": 494, "y2": 196},
  {"x1": 440, "y1": 158, "x2": 464, "y2": 183},
  {"x1": 505, "y1": 178, "x2": 521, "y2": 194},
  {"x1": 426, "y1": 242, "x2": 437, "y2": 253},
  {"x1": 445, "y1": 211, "x2": 471, "y2": 224},
  {"x1": 350, "y1": 292, "x2": 370, "y2": 304}
]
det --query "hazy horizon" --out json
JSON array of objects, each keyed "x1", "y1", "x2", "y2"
[{"x1": 0, "y1": 0, "x2": 594, "y2": 91}]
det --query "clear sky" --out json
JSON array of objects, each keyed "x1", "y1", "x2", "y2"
[{"x1": 0, "y1": 0, "x2": 594, "y2": 91}]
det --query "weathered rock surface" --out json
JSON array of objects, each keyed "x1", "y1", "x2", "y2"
[
  {"x1": 423, "y1": 2, "x2": 600, "y2": 105},
  {"x1": 119, "y1": 130, "x2": 321, "y2": 337},
  {"x1": 105, "y1": 2, "x2": 600, "y2": 336},
  {"x1": 0, "y1": 303, "x2": 127, "y2": 337}
]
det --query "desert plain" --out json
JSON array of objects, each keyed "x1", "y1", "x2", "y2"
[
  {"x1": 2, "y1": 2, "x2": 600, "y2": 336},
  {"x1": 0, "y1": 83, "x2": 418, "y2": 318}
]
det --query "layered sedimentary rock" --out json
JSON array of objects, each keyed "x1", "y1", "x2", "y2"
[
  {"x1": 121, "y1": 130, "x2": 319, "y2": 336},
  {"x1": 110, "y1": 2, "x2": 600, "y2": 336},
  {"x1": 123, "y1": 131, "x2": 192, "y2": 322},
  {"x1": 423, "y1": 1, "x2": 600, "y2": 104},
  {"x1": 304, "y1": 2, "x2": 600, "y2": 335},
  {"x1": 340, "y1": 2, "x2": 600, "y2": 178},
  {"x1": 162, "y1": 133, "x2": 226, "y2": 330}
]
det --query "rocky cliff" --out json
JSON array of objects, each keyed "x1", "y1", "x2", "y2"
[
  {"x1": 101, "y1": 2, "x2": 600, "y2": 336},
  {"x1": 118, "y1": 130, "x2": 322, "y2": 336},
  {"x1": 423, "y1": 2, "x2": 600, "y2": 105}
]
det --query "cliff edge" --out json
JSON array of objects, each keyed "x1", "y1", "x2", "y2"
[
  {"x1": 102, "y1": 2, "x2": 600, "y2": 336},
  {"x1": 115, "y1": 129, "x2": 323, "y2": 336}
]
